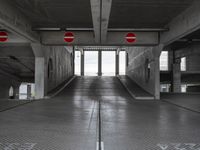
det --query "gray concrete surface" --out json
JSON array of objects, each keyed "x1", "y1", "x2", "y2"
[
  {"x1": 118, "y1": 75, "x2": 154, "y2": 100},
  {"x1": 162, "y1": 93, "x2": 200, "y2": 113},
  {"x1": 126, "y1": 45, "x2": 162, "y2": 99},
  {"x1": 0, "y1": 100, "x2": 30, "y2": 112},
  {"x1": 1, "y1": 77, "x2": 200, "y2": 150}
]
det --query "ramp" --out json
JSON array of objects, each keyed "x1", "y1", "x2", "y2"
[{"x1": 118, "y1": 75, "x2": 154, "y2": 100}]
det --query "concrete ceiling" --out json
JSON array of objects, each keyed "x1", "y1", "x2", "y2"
[
  {"x1": 8, "y1": 0, "x2": 93, "y2": 28},
  {"x1": 109, "y1": 0, "x2": 194, "y2": 28},
  {"x1": 0, "y1": 46, "x2": 35, "y2": 81},
  {"x1": 8, "y1": 0, "x2": 194, "y2": 29}
]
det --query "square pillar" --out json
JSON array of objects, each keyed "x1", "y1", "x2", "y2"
[
  {"x1": 172, "y1": 58, "x2": 181, "y2": 93},
  {"x1": 115, "y1": 50, "x2": 119, "y2": 76},
  {"x1": 27, "y1": 84, "x2": 32, "y2": 99},
  {"x1": 98, "y1": 50, "x2": 102, "y2": 76},
  {"x1": 35, "y1": 57, "x2": 47, "y2": 99},
  {"x1": 81, "y1": 49, "x2": 84, "y2": 76},
  {"x1": 153, "y1": 57, "x2": 160, "y2": 100}
]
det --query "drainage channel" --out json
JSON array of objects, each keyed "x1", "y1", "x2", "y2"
[{"x1": 96, "y1": 99, "x2": 104, "y2": 150}]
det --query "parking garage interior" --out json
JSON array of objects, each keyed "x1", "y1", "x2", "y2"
[{"x1": 1, "y1": 0, "x2": 200, "y2": 150}]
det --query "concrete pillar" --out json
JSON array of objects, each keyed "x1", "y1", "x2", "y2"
[
  {"x1": 98, "y1": 50, "x2": 102, "y2": 76},
  {"x1": 172, "y1": 58, "x2": 181, "y2": 93},
  {"x1": 35, "y1": 57, "x2": 47, "y2": 99},
  {"x1": 13, "y1": 84, "x2": 20, "y2": 99},
  {"x1": 168, "y1": 50, "x2": 173, "y2": 71},
  {"x1": 153, "y1": 57, "x2": 160, "y2": 100},
  {"x1": 72, "y1": 48, "x2": 75, "y2": 75},
  {"x1": 116, "y1": 50, "x2": 119, "y2": 76},
  {"x1": 80, "y1": 49, "x2": 84, "y2": 76},
  {"x1": 27, "y1": 84, "x2": 32, "y2": 99}
]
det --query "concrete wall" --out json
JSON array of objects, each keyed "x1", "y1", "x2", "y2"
[
  {"x1": 0, "y1": 75, "x2": 20, "y2": 99},
  {"x1": 126, "y1": 45, "x2": 162, "y2": 99},
  {"x1": 186, "y1": 55, "x2": 200, "y2": 71},
  {"x1": 43, "y1": 46, "x2": 74, "y2": 93}
]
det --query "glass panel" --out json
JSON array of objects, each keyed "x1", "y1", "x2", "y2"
[
  {"x1": 181, "y1": 57, "x2": 186, "y2": 71},
  {"x1": 119, "y1": 51, "x2": 126, "y2": 75},
  {"x1": 84, "y1": 51, "x2": 98, "y2": 76},
  {"x1": 102, "y1": 51, "x2": 116, "y2": 76},
  {"x1": 74, "y1": 51, "x2": 81, "y2": 76},
  {"x1": 160, "y1": 84, "x2": 171, "y2": 92},
  {"x1": 160, "y1": 51, "x2": 168, "y2": 71},
  {"x1": 19, "y1": 84, "x2": 27, "y2": 99}
]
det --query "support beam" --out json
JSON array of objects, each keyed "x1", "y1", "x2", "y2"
[
  {"x1": 35, "y1": 57, "x2": 47, "y2": 99},
  {"x1": 90, "y1": 0, "x2": 101, "y2": 43},
  {"x1": 0, "y1": 69, "x2": 20, "y2": 81},
  {"x1": 172, "y1": 59, "x2": 181, "y2": 93},
  {"x1": 41, "y1": 31, "x2": 158, "y2": 46},
  {"x1": 175, "y1": 44, "x2": 200, "y2": 59},
  {"x1": 160, "y1": 0, "x2": 200, "y2": 46},
  {"x1": 90, "y1": 0, "x2": 112, "y2": 44},
  {"x1": 98, "y1": 50, "x2": 102, "y2": 76},
  {"x1": 101, "y1": 0, "x2": 112, "y2": 44},
  {"x1": 80, "y1": 49, "x2": 84, "y2": 76},
  {"x1": 31, "y1": 43, "x2": 44, "y2": 57},
  {"x1": 27, "y1": 84, "x2": 32, "y2": 99},
  {"x1": 115, "y1": 49, "x2": 119, "y2": 76},
  {"x1": 0, "y1": 0, "x2": 39, "y2": 42}
]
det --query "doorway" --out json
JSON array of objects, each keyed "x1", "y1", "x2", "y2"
[
  {"x1": 84, "y1": 51, "x2": 98, "y2": 76},
  {"x1": 119, "y1": 51, "x2": 126, "y2": 75},
  {"x1": 102, "y1": 51, "x2": 116, "y2": 76},
  {"x1": 74, "y1": 51, "x2": 81, "y2": 76}
]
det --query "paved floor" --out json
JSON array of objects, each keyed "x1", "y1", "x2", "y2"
[
  {"x1": 0, "y1": 100, "x2": 30, "y2": 112},
  {"x1": 0, "y1": 77, "x2": 200, "y2": 150},
  {"x1": 118, "y1": 75, "x2": 154, "y2": 99},
  {"x1": 161, "y1": 93, "x2": 200, "y2": 113}
]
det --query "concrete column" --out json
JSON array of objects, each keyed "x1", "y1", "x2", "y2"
[
  {"x1": 80, "y1": 49, "x2": 84, "y2": 76},
  {"x1": 98, "y1": 50, "x2": 102, "y2": 76},
  {"x1": 72, "y1": 48, "x2": 75, "y2": 75},
  {"x1": 27, "y1": 84, "x2": 32, "y2": 99},
  {"x1": 116, "y1": 50, "x2": 119, "y2": 76},
  {"x1": 168, "y1": 50, "x2": 173, "y2": 71},
  {"x1": 172, "y1": 58, "x2": 181, "y2": 93},
  {"x1": 35, "y1": 57, "x2": 47, "y2": 99},
  {"x1": 13, "y1": 84, "x2": 20, "y2": 99},
  {"x1": 153, "y1": 57, "x2": 160, "y2": 100}
]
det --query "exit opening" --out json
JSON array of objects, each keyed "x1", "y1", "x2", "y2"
[
  {"x1": 102, "y1": 51, "x2": 116, "y2": 76},
  {"x1": 119, "y1": 51, "x2": 126, "y2": 75},
  {"x1": 84, "y1": 51, "x2": 98, "y2": 76},
  {"x1": 74, "y1": 51, "x2": 81, "y2": 76}
]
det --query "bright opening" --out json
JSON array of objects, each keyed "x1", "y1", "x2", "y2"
[
  {"x1": 181, "y1": 57, "x2": 186, "y2": 71},
  {"x1": 74, "y1": 51, "x2": 81, "y2": 75},
  {"x1": 160, "y1": 51, "x2": 168, "y2": 71},
  {"x1": 84, "y1": 51, "x2": 98, "y2": 76},
  {"x1": 102, "y1": 51, "x2": 116, "y2": 76},
  {"x1": 19, "y1": 83, "x2": 35, "y2": 100},
  {"x1": 9, "y1": 86, "x2": 14, "y2": 99},
  {"x1": 119, "y1": 51, "x2": 126, "y2": 75},
  {"x1": 160, "y1": 84, "x2": 171, "y2": 92}
]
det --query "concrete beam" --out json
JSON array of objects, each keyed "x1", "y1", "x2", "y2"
[
  {"x1": 90, "y1": 0, "x2": 101, "y2": 43},
  {"x1": 41, "y1": 31, "x2": 158, "y2": 46},
  {"x1": 175, "y1": 44, "x2": 200, "y2": 59},
  {"x1": 101, "y1": 0, "x2": 112, "y2": 44},
  {"x1": 31, "y1": 43, "x2": 44, "y2": 57},
  {"x1": 160, "y1": 0, "x2": 200, "y2": 46},
  {"x1": 0, "y1": 0, "x2": 39, "y2": 42},
  {"x1": 0, "y1": 69, "x2": 20, "y2": 81}
]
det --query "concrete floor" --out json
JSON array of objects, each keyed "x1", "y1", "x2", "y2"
[
  {"x1": 0, "y1": 100, "x2": 30, "y2": 112},
  {"x1": 161, "y1": 93, "x2": 200, "y2": 113},
  {"x1": 0, "y1": 77, "x2": 200, "y2": 150}
]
